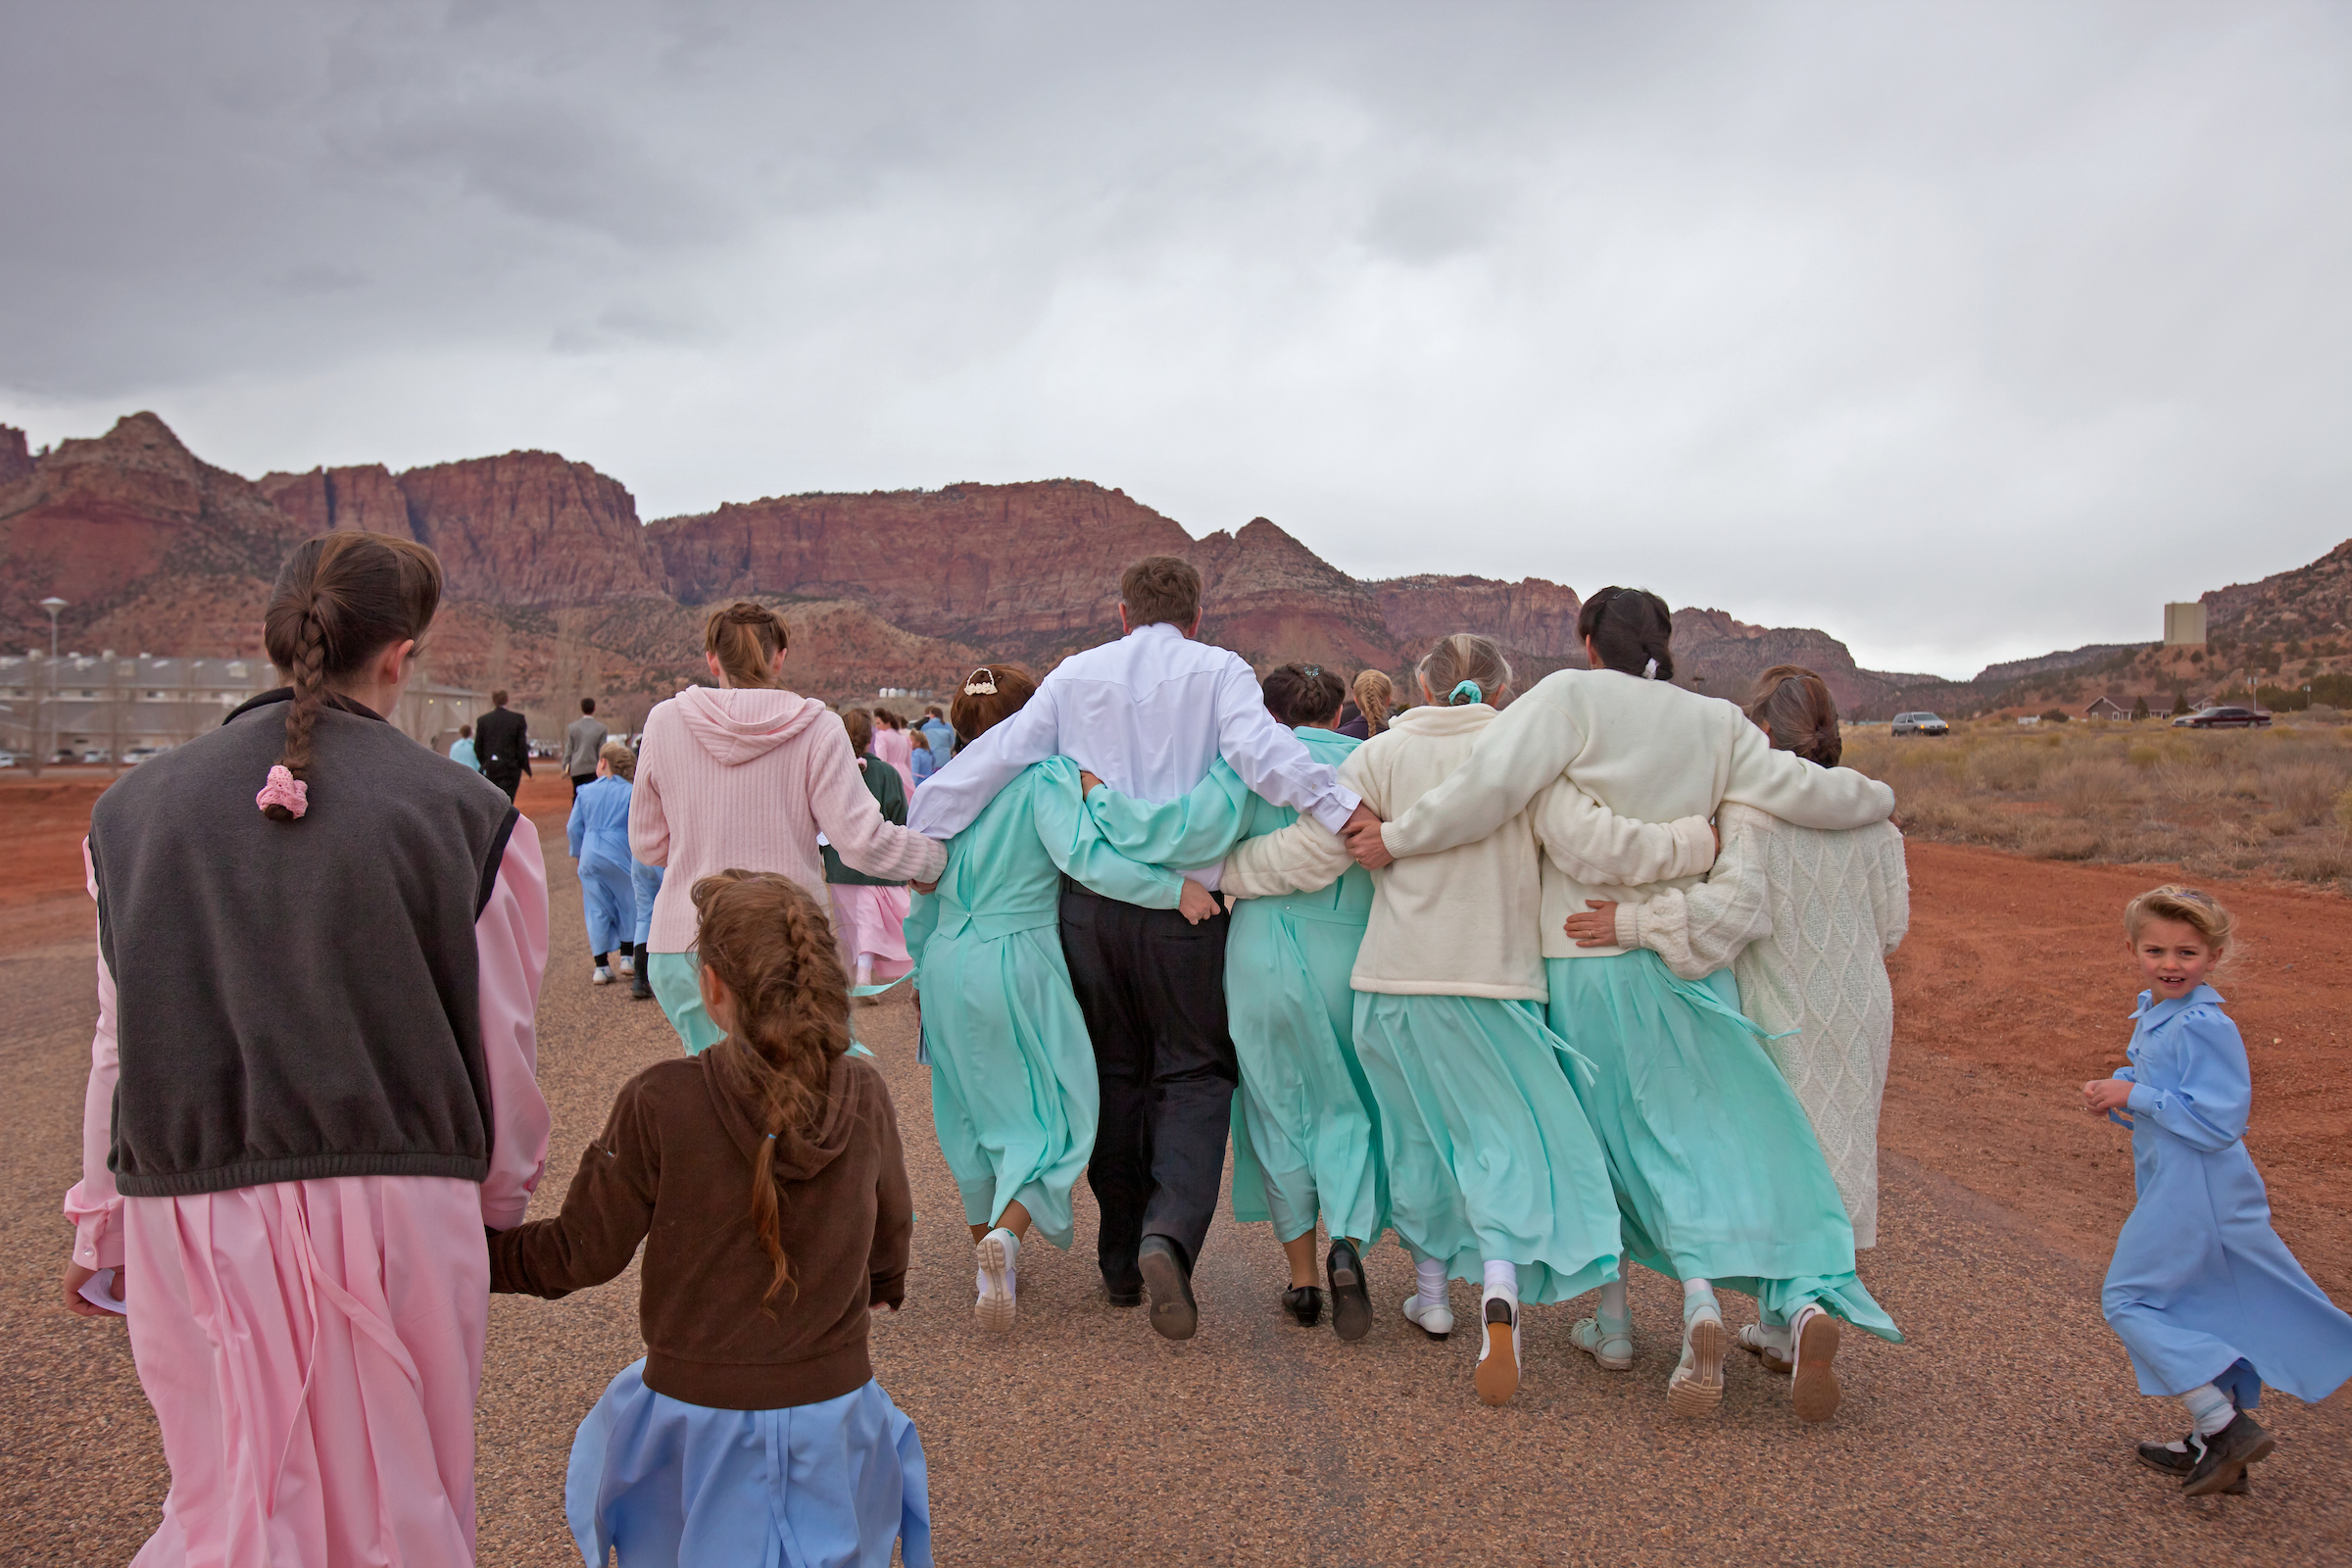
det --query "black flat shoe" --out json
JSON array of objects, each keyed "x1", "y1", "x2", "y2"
[
  {"x1": 2183, "y1": 1413, "x2": 2275, "y2": 1497},
  {"x1": 1283, "y1": 1285, "x2": 1324, "y2": 1327},
  {"x1": 2137, "y1": 1436, "x2": 2250, "y2": 1494},
  {"x1": 1326, "y1": 1240, "x2": 1372, "y2": 1343},
  {"x1": 1138, "y1": 1235, "x2": 1198, "y2": 1341}
]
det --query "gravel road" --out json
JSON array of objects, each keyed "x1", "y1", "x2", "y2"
[{"x1": 6, "y1": 820, "x2": 2347, "y2": 1566}]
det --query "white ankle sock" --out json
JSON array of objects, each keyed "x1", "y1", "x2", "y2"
[
  {"x1": 2181, "y1": 1382, "x2": 2234, "y2": 1438},
  {"x1": 1483, "y1": 1259, "x2": 1518, "y2": 1297},
  {"x1": 855, "y1": 956, "x2": 874, "y2": 988},
  {"x1": 1683, "y1": 1277, "x2": 1718, "y2": 1319},
  {"x1": 1415, "y1": 1258, "x2": 1446, "y2": 1309},
  {"x1": 1598, "y1": 1273, "x2": 1629, "y2": 1329}
]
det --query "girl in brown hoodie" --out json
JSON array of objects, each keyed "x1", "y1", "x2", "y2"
[{"x1": 492, "y1": 871, "x2": 931, "y2": 1568}]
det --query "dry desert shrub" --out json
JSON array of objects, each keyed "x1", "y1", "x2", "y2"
[
  {"x1": 2277, "y1": 838, "x2": 2352, "y2": 883},
  {"x1": 1967, "y1": 744, "x2": 2050, "y2": 793},
  {"x1": 2023, "y1": 820, "x2": 2103, "y2": 860},
  {"x1": 2336, "y1": 785, "x2": 2352, "y2": 839},
  {"x1": 2257, "y1": 810, "x2": 2301, "y2": 838},
  {"x1": 2262, "y1": 759, "x2": 2352, "y2": 824},
  {"x1": 2157, "y1": 759, "x2": 2231, "y2": 812},
  {"x1": 2045, "y1": 758, "x2": 2138, "y2": 818}
]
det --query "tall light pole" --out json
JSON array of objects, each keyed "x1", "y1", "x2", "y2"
[{"x1": 38, "y1": 597, "x2": 67, "y2": 772}]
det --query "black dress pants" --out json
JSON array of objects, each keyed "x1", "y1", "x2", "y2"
[
  {"x1": 1059, "y1": 884, "x2": 1237, "y2": 1292},
  {"x1": 484, "y1": 766, "x2": 522, "y2": 802}
]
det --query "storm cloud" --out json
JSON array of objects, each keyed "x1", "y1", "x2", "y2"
[{"x1": 4, "y1": 1, "x2": 2347, "y2": 675}]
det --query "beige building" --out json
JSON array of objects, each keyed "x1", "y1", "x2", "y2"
[
  {"x1": 0, "y1": 652, "x2": 482, "y2": 766},
  {"x1": 2163, "y1": 602, "x2": 2208, "y2": 646}
]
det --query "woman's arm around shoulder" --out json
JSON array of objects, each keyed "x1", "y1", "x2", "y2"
[
  {"x1": 1032, "y1": 760, "x2": 1186, "y2": 908},
  {"x1": 809, "y1": 717, "x2": 947, "y2": 885},
  {"x1": 490, "y1": 1066, "x2": 666, "y2": 1298},
  {"x1": 1722, "y1": 717, "x2": 1894, "y2": 831},
  {"x1": 1866, "y1": 819, "x2": 1910, "y2": 957}
]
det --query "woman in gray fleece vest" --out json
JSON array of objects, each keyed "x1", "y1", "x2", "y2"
[{"x1": 61, "y1": 531, "x2": 553, "y2": 1566}]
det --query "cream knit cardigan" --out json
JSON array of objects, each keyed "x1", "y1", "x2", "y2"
[
  {"x1": 1379, "y1": 667, "x2": 1896, "y2": 959},
  {"x1": 1547, "y1": 792, "x2": 1910, "y2": 1247},
  {"x1": 1220, "y1": 704, "x2": 1715, "y2": 1002}
]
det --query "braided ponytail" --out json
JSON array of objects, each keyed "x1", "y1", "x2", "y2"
[
  {"x1": 259, "y1": 533, "x2": 443, "y2": 821},
  {"x1": 1351, "y1": 669, "x2": 1394, "y2": 736},
  {"x1": 691, "y1": 870, "x2": 854, "y2": 1309},
  {"x1": 1745, "y1": 664, "x2": 1843, "y2": 767}
]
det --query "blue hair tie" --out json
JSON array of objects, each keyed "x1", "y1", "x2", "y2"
[{"x1": 1449, "y1": 679, "x2": 1483, "y2": 705}]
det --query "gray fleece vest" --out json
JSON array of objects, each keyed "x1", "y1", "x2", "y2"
[{"x1": 87, "y1": 692, "x2": 520, "y2": 1197}]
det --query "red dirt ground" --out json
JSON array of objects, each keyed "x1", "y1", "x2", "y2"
[{"x1": 6, "y1": 777, "x2": 2345, "y2": 1294}]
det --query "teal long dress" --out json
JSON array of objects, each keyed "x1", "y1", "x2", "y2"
[
  {"x1": 1082, "y1": 731, "x2": 1389, "y2": 1249},
  {"x1": 904, "y1": 758, "x2": 1184, "y2": 1249},
  {"x1": 1544, "y1": 954, "x2": 1901, "y2": 1340}
]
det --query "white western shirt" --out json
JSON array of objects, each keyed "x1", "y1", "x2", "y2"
[{"x1": 906, "y1": 622, "x2": 1361, "y2": 888}]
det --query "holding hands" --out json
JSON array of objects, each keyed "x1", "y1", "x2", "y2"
[{"x1": 1340, "y1": 804, "x2": 1392, "y2": 868}]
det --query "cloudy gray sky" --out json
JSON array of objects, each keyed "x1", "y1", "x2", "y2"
[{"x1": 5, "y1": 1, "x2": 2347, "y2": 676}]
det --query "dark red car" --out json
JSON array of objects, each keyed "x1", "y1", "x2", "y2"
[{"x1": 2172, "y1": 706, "x2": 2273, "y2": 729}]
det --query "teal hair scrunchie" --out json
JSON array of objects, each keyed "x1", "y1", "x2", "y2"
[{"x1": 1449, "y1": 679, "x2": 1483, "y2": 705}]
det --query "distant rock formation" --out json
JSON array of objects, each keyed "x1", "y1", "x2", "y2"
[
  {"x1": 256, "y1": 464, "x2": 416, "y2": 540},
  {"x1": 1374, "y1": 575, "x2": 1587, "y2": 683},
  {"x1": 0, "y1": 425, "x2": 33, "y2": 489},
  {"x1": 1973, "y1": 642, "x2": 2150, "y2": 684}
]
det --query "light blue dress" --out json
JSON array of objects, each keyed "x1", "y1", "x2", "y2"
[
  {"x1": 1082, "y1": 735, "x2": 1388, "y2": 1249},
  {"x1": 903, "y1": 759, "x2": 1183, "y2": 1247},
  {"x1": 631, "y1": 859, "x2": 663, "y2": 949},
  {"x1": 566, "y1": 1359, "x2": 930, "y2": 1568},
  {"x1": 568, "y1": 774, "x2": 638, "y2": 958},
  {"x1": 449, "y1": 736, "x2": 481, "y2": 772},
  {"x1": 2103, "y1": 985, "x2": 2352, "y2": 1405},
  {"x1": 1544, "y1": 953, "x2": 1901, "y2": 1339}
]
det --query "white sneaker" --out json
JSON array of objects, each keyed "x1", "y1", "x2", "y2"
[
  {"x1": 1474, "y1": 1286, "x2": 1522, "y2": 1406},
  {"x1": 1668, "y1": 1298, "x2": 1727, "y2": 1417},
  {"x1": 1571, "y1": 1313, "x2": 1635, "y2": 1372},
  {"x1": 614, "y1": 953, "x2": 635, "y2": 977},
  {"x1": 975, "y1": 1229, "x2": 1017, "y2": 1334},
  {"x1": 591, "y1": 966, "x2": 613, "y2": 985},
  {"x1": 1401, "y1": 1292, "x2": 1454, "y2": 1340},
  {"x1": 1788, "y1": 1304, "x2": 1842, "y2": 1423}
]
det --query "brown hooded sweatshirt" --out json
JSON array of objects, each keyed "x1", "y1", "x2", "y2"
[{"x1": 490, "y1": 1050, "x2": 911, "y2": 1410}]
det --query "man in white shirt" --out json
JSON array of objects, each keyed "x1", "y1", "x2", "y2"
[{"x1": 912, "y1": 556, "x2": 1377, "y2": 1338}]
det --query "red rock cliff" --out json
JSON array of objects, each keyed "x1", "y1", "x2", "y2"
[
  {"x1": 257, "y1": 464, "x2": 416, "y2": 540},
  {"x1": 397, "y1": 451, "x2": 666, "y2": 606}
]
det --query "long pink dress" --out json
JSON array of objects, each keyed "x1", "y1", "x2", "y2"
[
  {"x1": 66, "y1": 832, "x2": 553, "y2": 1567},
  {"x1": 870, "y1": 726, "x2": 917, "y2": 795}
]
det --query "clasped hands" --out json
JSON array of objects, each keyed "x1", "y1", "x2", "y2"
[{"x1": 2082, "y1": 1079, "x2": 2133, "y2": 1118}]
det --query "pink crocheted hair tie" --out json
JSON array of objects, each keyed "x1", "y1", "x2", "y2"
[{"x1": 256, "y1": 764, "x2": 308, "y2": 819}]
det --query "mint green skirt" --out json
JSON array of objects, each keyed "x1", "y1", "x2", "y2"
[
  {"x1": 914, "y1": 925, "x2": 1099, "y2": 1250},
  {"x1": 1351, "y1": 992, "x2": 1621, "y2": 1305},
  {"x1": 1545, "y1": 953, "x2": 1900, "y2": 1341},
  {"x1": 1223, "y1": 903, "x2": 1386, "y2": 1247},
  {"x1": 647, "y1": 950, "x2": 724, "y2": 1055}
]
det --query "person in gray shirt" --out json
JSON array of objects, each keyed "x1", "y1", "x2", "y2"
[{"x1": 564, "y1": 698, "x2": 610, "y2": 794}]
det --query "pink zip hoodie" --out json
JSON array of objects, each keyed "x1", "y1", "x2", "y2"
[{"x1": 629, "y1": 686, "x2": 948, "y2": 953}]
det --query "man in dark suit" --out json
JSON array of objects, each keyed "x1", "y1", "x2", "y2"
[{"x1": 474, "y1": 690, "x2": 531, "y2": 802}]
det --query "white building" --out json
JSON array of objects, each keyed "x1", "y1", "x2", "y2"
[{"x1": 2163, "y1": 602, "x2": 2208, "y2": 646}]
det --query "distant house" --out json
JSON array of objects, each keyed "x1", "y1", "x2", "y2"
[{"x1": 2084, "y1": 695, "x2": 2131, "y2": 720}]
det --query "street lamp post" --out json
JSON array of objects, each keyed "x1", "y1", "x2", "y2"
[{"x1": 35, "y1": 597, "x2": 68, "y2": 776}]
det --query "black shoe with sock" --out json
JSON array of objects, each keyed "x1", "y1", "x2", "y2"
[{"x1": 1326, "y1": 1240, "x2": 1372, "y2": 1342}]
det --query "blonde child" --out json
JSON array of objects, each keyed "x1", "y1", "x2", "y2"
[
  {"x1": 493, "y1": 871, "x2": 930, "y2": 1566},
  {"x1": 2084, "y1": 886, "x2": 2352, "y2": 1498}
]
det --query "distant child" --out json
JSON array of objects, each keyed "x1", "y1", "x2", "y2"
[
  {"x1": 568, "y1": 741, "x2": 641, "y2": 984},
  {"x1": 449, "y1": 721, "x2": 482, "y2": 771},
  {"x1": 870, "y1": 706, "x2": 916, "y2": 794},
  {"x1": 908, "y1": 724, "x2": 937, "y2": 786},
  {"x1": 493, "y1": 871, "x2": 930, "y2": 1567},
  {"x1": 2084, "y1": 886, "x2": 2352, "y2": 1497}
]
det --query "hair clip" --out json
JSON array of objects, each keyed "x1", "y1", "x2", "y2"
[
  {"x1": 1642, "y1": 658, "x2": 1659, "y2": 679},
  {"x1": 961, "y1": 667, "x2": 999, "y2": 696},
  {"x1": 1302, "y1": 663, "x2": 1322, "y2": 678}
]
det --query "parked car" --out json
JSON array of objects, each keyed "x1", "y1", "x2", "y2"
[
  {"x1": 2172, "y1": 706, "x2": 2272, "y2": 729},
  {"x1": 0, "y1": 751, "x2": 20, "y2": 768},
  {"x1": 80, "y1": 749, "x2": 113, "y2": 764},
  {"x1": 1892, "y1": 711, "x2": 1950, "y2": 737},
  {"x1": 122, "y1": 745, "x2": 164, "y2": 765}
]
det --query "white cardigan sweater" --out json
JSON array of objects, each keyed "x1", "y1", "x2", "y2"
[
  {"x1": 1546, "y1": 791, "x2": 1910, "y2": 1247},
  {"x1": 1220, "y1": 704, "x2": 1715, "y2": 1002},
  {"x1": 1379, "y1": 668, "x2": 1896, "y2": 958}
]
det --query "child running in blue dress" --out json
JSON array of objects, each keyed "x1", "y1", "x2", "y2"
[
  {"x1": 568, "y1": 741, "x2": 642, "y2": 985},
  {"x1": 493, "y1": 870, "x2": 930, "y2": 1567},
  {"x1": 2084, "y1": 885, "x2": 2352, "y2": 1498}
]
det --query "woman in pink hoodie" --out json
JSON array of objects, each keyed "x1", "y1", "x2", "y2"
[{"x1": 631, "y1": 603, "x2": 949, "y2": 1054}]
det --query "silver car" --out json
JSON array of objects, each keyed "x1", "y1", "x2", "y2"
[{"x1": 1892, "y1": 711, "x2": 1949, "y2": 737}]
